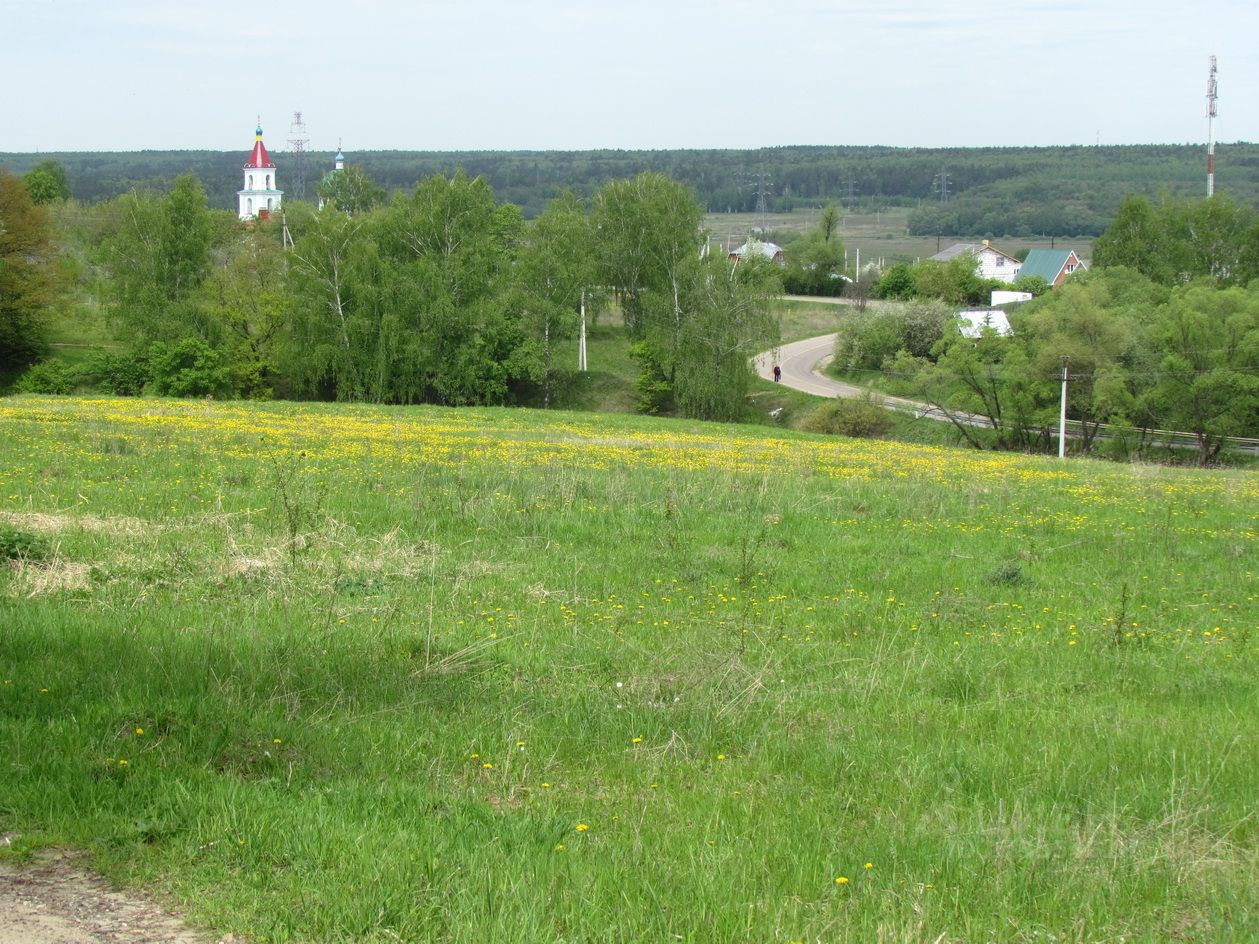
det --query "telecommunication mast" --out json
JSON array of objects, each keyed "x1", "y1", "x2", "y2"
[{"x1": 1206, "y1": 56, "x2": 1218, "y2": 197}]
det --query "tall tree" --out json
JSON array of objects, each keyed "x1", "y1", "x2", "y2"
[
  {"x1": 0, "y1": 171, "x2": 62, "y2": 370},
  {"x1": 317, "y1": 165, "x2": 385, "y2": 216},
  {"x1": 22, "y1": 161, "x2": 71, "y2": 205},
  {"x1": 377, "y1": 171, "x2": 531, "y2": 405},
  {"x1": 784, "y1": 206, "x2": 847, "y2": 297},
  {"x1": 513, "y1": 191, "x2": 596, "y2": 407},
  {"x1": 203, "y1": 221, "x2": 290, "y2": 397},
  {"x1": 673, "y1": 254, "x2": 780, "y2": 421},
  {"x1": 1144, "y1": 282, "x2": 1259, "y2": 463},
  {"x1": 1092, "y1": 195, "x2": 1183, "y2": 283},
  {"x1": 593, "y1": 172, "x2": 704, "y2": 359},
  {"x1": 285, "y1": 203, "x2": 369, "y2": 400},
  {"x1": 1093, "y1": 194, "x2": 1257, "y2": 286},
  {"x1": 103, "y1": 174, "x2": 216, "y2": 344},
  {"x1": 1015, "y1": 269, "x2": 1160, "y2": 451}
]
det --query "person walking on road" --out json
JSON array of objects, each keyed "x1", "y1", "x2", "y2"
[{"x1": 772, "y1": 363, "x2": 782, "y2": 383}]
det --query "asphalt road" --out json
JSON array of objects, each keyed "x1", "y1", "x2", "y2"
[
  {"x1": 754, "y1": 334, "x2": 939, "y2": 416},
  {"x1": 754, "y1": 332, "x2": 1259, "y2": 455}
]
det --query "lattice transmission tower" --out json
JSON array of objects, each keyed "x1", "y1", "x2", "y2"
[
  {"x1": 287, "y1": 111, "x2": 310, "y2": 201},
  {"x1": 740, "y1": 170, "x2": 773, "y2": 232}
]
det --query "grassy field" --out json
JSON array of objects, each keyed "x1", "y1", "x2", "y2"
[{"x1": 1, "y1": 395, "x2": 1256, "y2": 943}]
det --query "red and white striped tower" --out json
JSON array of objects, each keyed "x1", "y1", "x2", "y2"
[{"x1": 1206, "y1": 56, "x2": 1218, "y2": 198}]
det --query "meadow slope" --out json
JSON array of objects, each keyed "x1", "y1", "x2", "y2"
[{"x1": 1, "y1": 396, "x2": 1256, "y2": 943}]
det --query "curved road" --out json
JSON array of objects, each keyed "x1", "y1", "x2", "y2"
[
  {"x1": 755, "y1": 333, "x2": 1259, "y2": 454},
  {"x1": 754, "y1": 334, "x2": 942, "y2": 417}
]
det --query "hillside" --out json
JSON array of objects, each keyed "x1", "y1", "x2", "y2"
[
  {"x1": 4, "y1": 142, "x2": 1258, "y2": 234},
  {"x1": 1, "y1": 395, "x2": 1256, "y2": 942}
]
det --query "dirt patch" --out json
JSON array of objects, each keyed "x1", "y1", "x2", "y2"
[{"x1": 0, "y1": 850, "x2": 237, "y2": 943}]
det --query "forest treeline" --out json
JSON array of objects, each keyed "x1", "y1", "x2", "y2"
[{"x1": 4, "y1": 142, "x2": 1257, "y2": 236}]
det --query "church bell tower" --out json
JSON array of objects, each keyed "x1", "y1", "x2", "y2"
[{"x1": 238, "y1": 119, "x2": 282, "y2": 220}]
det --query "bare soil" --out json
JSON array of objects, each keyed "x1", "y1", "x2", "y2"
[{"x1": 0, "y1": 851, "x2": 237, "y2": 944}]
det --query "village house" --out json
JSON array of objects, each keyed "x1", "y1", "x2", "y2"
[
  {"x1": 930, "y1": 240, "x2": 1022, "y2": 283},
  {"x1": 729, "y1": 239, "x2": 786, "y2": 267},
  {"x1": 1018, "y1": 248, "x2": 1087, "y2": 287}
]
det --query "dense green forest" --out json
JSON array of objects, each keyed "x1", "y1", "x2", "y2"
[{"x1": 4, "y1": 143, "x2": 1258, "y2": 236}]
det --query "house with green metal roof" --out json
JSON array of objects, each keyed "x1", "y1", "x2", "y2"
[{"x1": 1019, "y1": 249, "x2": 1086, "y2": 287}]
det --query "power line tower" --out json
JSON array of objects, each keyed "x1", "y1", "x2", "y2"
[
  {"x1": 1206, "y1": 55, "x2": 1218, "y2": 197},
  {"x1": 741, "y1": 170, "x2": 772, "y2": 232},
  {"x1": 932, "y1": 166, "x2": 951, "y2": 203},
  {"x1": 287, "y1": 111, "x2": 310, "y2": 201}
]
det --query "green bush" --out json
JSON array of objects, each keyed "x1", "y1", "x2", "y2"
[
  {"x1": 873, "y1": 263, "x2": 915, "y2": 300},
  {"x1": 0, "y1": 523, "x2": 50, "y2": 562},
  {"x1": 1014, "y1": 274, "x2": 1050, "y2": 296},
  {"x1": 15, "y1": 361, "x2": 84, "y2": 395},
  {"x1": 628, "y1": 342, "x2": 673, "y2": 415},
  {"x1": 799, "y1": 395, "x2": 894, "y2": 438},
  {"x1": 89, "y1": 350, "x2": 153, "y2": 396},
  {"x1": 833, "y1": 299, "x2": 952, "y2": 372},
  {"x1": 147, "y1": 338, "x2": 234, "y2": 399}
]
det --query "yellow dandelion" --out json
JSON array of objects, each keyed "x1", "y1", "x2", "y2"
[
  {"x1": 864, "y1": 863, "x2": 873, "y2": 869},
  {"x1": 716, "y1": 753, "x2": 727, "y2": 761},
  {"x1": 834, "y1": 876, "x2": 848, "y2": 885},
  {"x1": 273, "y1": 738, "x2": 282, "y2": 745},
  {"x1": 118, "y1": 759, "x2": 129, "y2": 766},
  {"x1": 135, "y1": 727, "x2": 145, "y2": 736},
  {"x1": 482, "y1": 763, "x2": 493, "y2": 769},
  {"x1": 632, "y1": 737, "x2": 643, "y2": 744},
  {"x1": 575, "y1": 823, "x2": 589, "y2": 832}
]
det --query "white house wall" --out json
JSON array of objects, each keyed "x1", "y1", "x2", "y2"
[{"x1": 976, "y1": 248, "x2": 1021, "y2": 284}]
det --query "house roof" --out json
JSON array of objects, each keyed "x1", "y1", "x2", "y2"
[
  {"x1": 243, "y1": 125, "x2": 275, "y2": 169},
  {"x1": 931, "y1": 242, "x2": 982, "y2": 261},
  {"x1": 730, "y1": 240, "x2": 783, "y2": 259},
  {"x1": 1018, "y1": 249, "x2": 1079, "y2": 283},
  {"x1": 931, "y1": 241, "x2": 1020, "y2": 264},
  {"x1": 958, "y1": 309, "x2": 1013, "y2": 338}
]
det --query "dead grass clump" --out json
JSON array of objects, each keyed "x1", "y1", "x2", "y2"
[
  {"x1": 339, "y1": 526, "x2": 439, "y2": 579},
  {"x1": 8, "y1": 559, "x2": 91, "y2": 596},
  {"x1": 0, "y1": 510, "x2": 150, "y2": 536},
  {"x1": 223, "y1": 555, "x2": 278, "y2": 580}
]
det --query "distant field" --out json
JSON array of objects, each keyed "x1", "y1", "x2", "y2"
[
  {"x1": 705, "y1": 209, "x2": 1095, "y2": 268},
  {"x1": 1, "y1": 395, "x2": 1255, "y2": 943}
]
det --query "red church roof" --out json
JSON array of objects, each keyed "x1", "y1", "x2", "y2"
[{"x1": 243, "y1": 125, "x2": 275, "y2": 169}]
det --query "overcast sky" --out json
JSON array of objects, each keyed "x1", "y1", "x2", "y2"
[{"x1": 3, "y1": 0, "x2": 1256, "y2": 153}]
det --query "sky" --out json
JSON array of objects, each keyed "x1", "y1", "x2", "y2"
[{"x1": 3, "y1": 0, "x2": 1257, "y2": 154}]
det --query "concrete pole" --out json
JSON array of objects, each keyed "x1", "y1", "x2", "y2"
[
  {"x1": 1058, "y1": 359, "x2": 1069, "y2": 459},
  {"x1": 578, "y1": 289, "x2": 588, "y2": 372}
]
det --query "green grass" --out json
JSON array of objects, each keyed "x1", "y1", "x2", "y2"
[
  {"x1": 772, "y1": 298, "x2": 847, "y2": 344},
  {"x1": 1, "y1": 395, "x2": 1256, "y2": 942}
]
